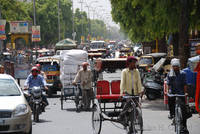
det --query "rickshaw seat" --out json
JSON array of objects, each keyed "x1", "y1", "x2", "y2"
[
  {"x1": 111, "y1": 80, "x2": 121, "y2": 94},
  {"x1": 96, "y1": 80, "x2": 110, "y2": 95}
]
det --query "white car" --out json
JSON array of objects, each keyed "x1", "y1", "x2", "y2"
[{"x1": 0, "y1": 74, "x2": 32, "y2": 134}]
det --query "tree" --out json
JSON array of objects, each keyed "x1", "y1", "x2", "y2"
[
  {"x1": 110, "y1": 0, "x2": 200, "y2": 66},
  {"x1": 27, "y1": 0, "x2": 73, "y2": 46}
]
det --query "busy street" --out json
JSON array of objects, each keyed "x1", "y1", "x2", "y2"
[{"x1": 1, "y1": 0, "x2": 200, "y2": 134}]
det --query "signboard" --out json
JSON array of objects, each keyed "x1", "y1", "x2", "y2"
[
  {"x1": 10, "y1": 21, "x2": 31, "y2": 33},
  {"x1": 0, "y1": 19, "x2": 6, "y2": 40},
  {"x1": 32, "y1": 26, "x2": 41, "y2": 42},
  {"x1": 190, "y1": 39, "x2": 200, "y2": 57}
]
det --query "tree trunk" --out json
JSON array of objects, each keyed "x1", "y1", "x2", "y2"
[
  {"x1": 158, "y1": 36, "x2": 167, "y2": 53},
  {"x1": 178, "y1": 0, "x2": 189, "y2": 68},
  {"x1": 172, "y1": 33, "x2": 179, "y2": 56}
]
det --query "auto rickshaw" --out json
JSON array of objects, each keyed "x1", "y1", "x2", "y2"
[
  {"x1": 138, "y1": 53, "x2": 167, "y2": 72},
  {"x1": 36, "y1": 56, "x2": 61, "y2": 97}
]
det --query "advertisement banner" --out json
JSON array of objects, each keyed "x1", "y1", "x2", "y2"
[
  {"x1": 32, "y1": 26, "x2": 41, "y2": 42},
  {"x1": 0, "y1": 19, "x2": 6, "y2": 40},
  {"x1": 10, "y1": 21, "x2": 30, "y2": 33}
]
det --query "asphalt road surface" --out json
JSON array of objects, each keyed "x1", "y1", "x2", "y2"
[{"x1": 19, "y1": 70, "x2": 200, "y2": 134}]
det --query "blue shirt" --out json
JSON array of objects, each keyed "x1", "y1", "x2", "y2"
[
  {"x1": 24, "y1": 74, "x2": 47, "y2": 88},
  {"x1": 167, "y1": 71, "x2": 186, "y2": 95},
  {"x1": 182, "y1": 67, "x2": 197, "y2": 86}
]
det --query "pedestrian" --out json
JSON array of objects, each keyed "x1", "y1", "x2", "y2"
[
  {"x1": 167, "y1": 58, "x2": 189, "y2": 133},
  {"x1": 73, "y1": 62, "x2": 93, "y2": 111}
]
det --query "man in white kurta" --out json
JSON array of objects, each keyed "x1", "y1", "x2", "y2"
[{"x1": 73, "y1": 62, "x2": 93, "y2": 110}]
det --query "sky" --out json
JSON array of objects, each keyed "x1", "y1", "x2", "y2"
[{"x1": 72, "y1": 0, "x2": 119, "y2": 28}]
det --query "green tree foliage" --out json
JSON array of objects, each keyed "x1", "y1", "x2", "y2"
[
  {"x1": 0, "y1": 0, "x2": 30, "y2": 21},
  {"x1": 26, "y1": 0, "x2": 73, "y2": 45},
  {"x1": 110, "y1": 0, "x2": 200, "y2": 42},
  {"x1": 74, "y1": 8, "x2": 89, "y2": 43},
  {"x1": 0, "y1": 0, "x2": 121, "y2": 47},
  {"x1": 91, "y1": 19, "x2": 107, "y2": 39}
]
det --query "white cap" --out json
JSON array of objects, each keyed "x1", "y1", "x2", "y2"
[{"x1": 171, "y1": 58, "x2": 180, "y2": 67}]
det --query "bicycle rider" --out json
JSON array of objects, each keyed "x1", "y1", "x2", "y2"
[
  {"x1": 119, "y1": 56, "x2": 143, "y2": 118},
  {"x1": 167, "y1": 58, "x2": 189, "y2": 133}
]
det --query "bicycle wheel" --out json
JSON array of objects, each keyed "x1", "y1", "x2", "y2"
[
  {"x1": 92, "y1": 104, "x2": 102, "y2": 134},
  {"x1": 175, "y1": 106, "x2": 182, "y2": 134},
  {"x1": 128, "y1": 107, "x2": 143, "y2": 134},
  {"x1": 135, "y1": 107, "x2": 143, "y2": 134}
]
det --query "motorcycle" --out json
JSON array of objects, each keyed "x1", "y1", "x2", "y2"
[
  {"x1": 27, "y1": 86, "x2": 45, "y2": 122},
  {"x1": 143, "y1": 70, "x2": 164, "y2": 100}
]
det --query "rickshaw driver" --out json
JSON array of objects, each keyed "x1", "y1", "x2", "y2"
[
  {"x1": 24, "y1": 67, "x2": 49, "y2": 110},
  {"x1": 119, "y1": 56, "x2": 143, "y2": 119},
  {"x1": 73, "y1": 62, "x2": 93, "y2": 111}
]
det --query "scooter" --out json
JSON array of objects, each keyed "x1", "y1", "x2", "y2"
[{"x1": 143, "y1": 70, "x2": 163, "y2": 100}]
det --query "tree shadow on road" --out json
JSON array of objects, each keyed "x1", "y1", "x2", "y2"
[{"x1": 141, "y1": 98, "x2": 168, "y2": 111}]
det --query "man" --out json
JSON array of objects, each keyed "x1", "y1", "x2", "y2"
[
  {"x1": 24, "y1": 67, "x2": 49, "y2": 109},
  {"x1": 119, "y1": 56, "x2": 143, "y2": 128},
  {"x1": 73, "y1": 62, "x2": 93, "y2": 111},
  {"x1": 36, "y1": 64, "x2": 47, "y2": 80},
  {"x1": 120, "y1": 56, "x2": 143, "y2": 96},
  {"x1": 167, "y1": 58, "x2": 189, "y2": 133}
]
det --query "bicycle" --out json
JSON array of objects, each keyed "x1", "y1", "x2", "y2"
[
  {"x1": 121, "y1": 95, "x2": 143, "y2": 134},
  {"x1": 167, "y1": 94, "x2": 187, "y2": 134}
]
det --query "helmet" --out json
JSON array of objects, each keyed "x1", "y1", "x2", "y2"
[
  {"x1": 31, "y1": 66, "x2": 38, "y2": 72},
  {"x1": 31, "y1": 66, "x2": 38, "y2": 76},
  {"x1": 36, "y1": 64, "x2": 41, "y2": 68},
  {"x1": 35, "y1": 64, "x2": 41, "y2": 73}
]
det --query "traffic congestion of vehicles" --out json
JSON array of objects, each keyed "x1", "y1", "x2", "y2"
[{"x1": 0, "y1": 39, "x2": 200, "y2": 134}]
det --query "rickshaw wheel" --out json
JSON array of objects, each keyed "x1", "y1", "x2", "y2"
[{"x1": 92, "y1": 104, "x2": 102, "y2": 134}]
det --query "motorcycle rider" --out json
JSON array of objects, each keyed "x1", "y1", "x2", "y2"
[
  {"x1": 36, "y1": 63, "x2": 47, "y2": 80},
  {"x1": 24, "y1": 66, "x2": 49, "y2": 111},
  {"x1": 167, "y1": 58, "x2": 189, "y2": 133}
]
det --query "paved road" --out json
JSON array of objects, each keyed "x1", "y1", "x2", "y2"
[
  {"x1": 31, "y1": 96, "x2": 200, "y2": 134},
  {"x1": 19, "y1": 71, "x2": 200, "y2": 134}
]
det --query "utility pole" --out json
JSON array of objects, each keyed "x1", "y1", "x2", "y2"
[
  {"x1": 58, "y1": 0, "x2": 61, "y2": 41},
  {"x1": 0, "y1": 6, "x2": 2, "y2": 56},
  {"x1": 33, "y1": 0, "x2": 38, "y2": 59},
  {"x1": 80, "y1": 0, "x2": 84, "y2": 37},
  {"x1": 72, "y1": 0, "x2": 76, "y2": 40}
]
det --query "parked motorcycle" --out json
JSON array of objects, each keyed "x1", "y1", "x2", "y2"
[
  {"x1": 29, "y1": 86, "x2": 45, "y2": 122},
  {"x1": 143, "y1": 70, "x2": 164, "y2": 100}
]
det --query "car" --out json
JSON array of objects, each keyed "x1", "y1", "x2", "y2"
[{"x1": 0, "y1": 74, "x2": 32, "y2": 134}]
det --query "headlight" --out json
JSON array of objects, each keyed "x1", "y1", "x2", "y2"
[{"x1": 13, "y1": 104, "x2": 28, "y2": 117}]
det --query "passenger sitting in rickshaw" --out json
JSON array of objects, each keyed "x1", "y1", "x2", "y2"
[
  {"x1": 73, "y1": 62, "x2": 93, "y2": 111},
  {"x1": 119, "y1": 56, "x2": 143, "y2": 118}
]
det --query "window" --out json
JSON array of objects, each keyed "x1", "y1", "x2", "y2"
[{"x1": 0, "y1": 79, "x2": 21, "y2": 96}]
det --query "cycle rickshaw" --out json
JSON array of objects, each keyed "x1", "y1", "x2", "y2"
[
  {"x1": 59, "y1": 50, "x2": 88, "y2": 111},
  {"x1": 91, "y1": 58, "x2": 143, "y2": 134}
]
